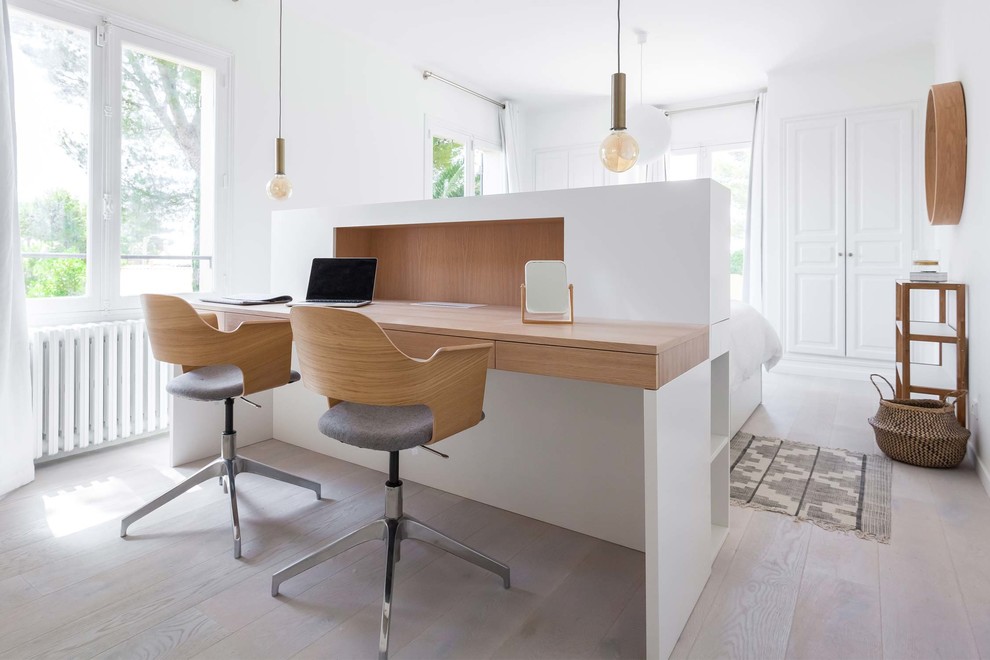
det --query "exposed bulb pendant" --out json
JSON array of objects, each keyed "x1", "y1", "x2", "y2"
[
  {"x1": 600, "y1": 0, "x2": 639, "y2": 173},
  {"x1": 267, "y1": 137, "x2": 291, "y2": 200},
  {"x1": 267, "y1": 0, "x2": 292, "y2": 200}
]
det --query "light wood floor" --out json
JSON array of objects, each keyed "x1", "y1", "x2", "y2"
[
  {"x1": 1, "y1": 372, "x2": 988, "y2": 659},
  {"x1": 674, "y1": 373, "x2": 990, "y2": 660}
]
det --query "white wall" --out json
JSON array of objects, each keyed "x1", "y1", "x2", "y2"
[
  {"x1": 525, "y1": 98, "x2": 611, "y2": 156},
  {"x1": 525, "y1": 97, "x2": 755, "y2": 153},
  {"x1": 90, "y1": 0, "x2": 501, "y2": 293},
  {"x1": 763, "y1": 45, "x2": 935, "y2": 339},
  {"x1": 934, "y1": 0, "x2": 990, "y2": 482},
  {"x1": 523, "y1": 95, "x2": 755, "y2": 193},
  {"x1": 667, "y1": 103, "x2": 754, "y2": 150}
]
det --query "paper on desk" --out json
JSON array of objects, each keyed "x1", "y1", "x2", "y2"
[{"x1": 411, "y1": 302, "x2": 486, "y2": 309}]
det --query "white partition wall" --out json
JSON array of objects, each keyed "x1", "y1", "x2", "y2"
[
  {"x1": 273, "y1": 182, "x2": 729, "y2": 325},
  {"x1": 265, "y1": 182, "x2": 728, "y2": 658}
]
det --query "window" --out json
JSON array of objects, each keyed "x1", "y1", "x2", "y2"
[
  {"x1": 11, "y1": 1, "x2": 229, "y2": 319},
  {"x1": 666, "y1": 143, "x2": 751, "y2": 299},
  {"x1": 427, "y1": 121, "x2": 504, "y2": 199}
]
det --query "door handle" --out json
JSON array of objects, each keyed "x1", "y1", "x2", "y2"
[{"x1": 838, "y1": 252, "x2": 845, "y2": 257}]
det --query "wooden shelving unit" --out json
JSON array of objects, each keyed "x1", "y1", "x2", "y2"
[{"x1": 895, "y1": 281, "x2": 967, "y2": 425}]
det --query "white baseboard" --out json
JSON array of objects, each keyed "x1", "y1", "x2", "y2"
[
  {"x1": 773, "y1": 354, "x2": 895, "y2": 382},
  {"x1": 973, "y1": 445, "x2": 990, "y2": 501}
]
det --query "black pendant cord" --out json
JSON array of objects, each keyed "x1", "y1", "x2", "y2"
[{"x1": 278, "y1": 0, "x2": 283, "y2": 139}]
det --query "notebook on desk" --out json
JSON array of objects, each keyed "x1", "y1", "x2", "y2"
[
  {"x1": 286, "y1": 257, "x2": 377, "y2": 308},
  {"x1": 199, "y1": 293, "x2": 293, "y2": 306}
]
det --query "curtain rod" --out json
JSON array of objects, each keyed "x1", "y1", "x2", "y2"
[
  {"x1": 423, "y1": 71, "x2": 507, "y2": 109},
  {"x1": 663, "y1": 96, "x2": 761, "y2": 116}
]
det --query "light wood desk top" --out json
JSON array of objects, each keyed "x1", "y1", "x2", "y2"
[{"x1": 191, "y1": 300, "x2": 709, "y2": 390}]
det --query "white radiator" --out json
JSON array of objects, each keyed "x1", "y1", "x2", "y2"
[{"x1": 28, "y1": 320, "x2": 170, "y2": 461}]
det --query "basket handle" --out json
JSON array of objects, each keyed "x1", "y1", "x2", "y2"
[
  {"x1": 870, "y1": 373, "x2": 896, "y2": 400},
  {"x1": 941, "y1": 390, "x2": 968, "y2": 405}
]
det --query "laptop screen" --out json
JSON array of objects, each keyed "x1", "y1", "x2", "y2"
[{"x1": 306, "y1": 258, "x2": 377, "y2": 301}]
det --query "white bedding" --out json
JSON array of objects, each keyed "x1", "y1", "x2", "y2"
[{"x1": 730, "y1": 300, "x2": 782, "y2": 390}]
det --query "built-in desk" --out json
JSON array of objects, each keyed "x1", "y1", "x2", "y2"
[
  {"x1": 179, "y1": 298, "x2": 713, "y2": 660},
  {"x1": 176, "y1": 183, "x2": 731, "y2": 658},
  {"x1": 192, "y1": 300, "x2": 709, "y2": 391}
]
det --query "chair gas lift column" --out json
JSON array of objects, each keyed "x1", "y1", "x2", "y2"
[
  {"x1": 120, "y1": 295, "x2": 323, "y2": 558},
  {"x1": 271, "y1": 306, "x2": 510, "y2": 660}
]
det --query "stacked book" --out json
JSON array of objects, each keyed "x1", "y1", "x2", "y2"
[{"x1": 908, "y1": 271, "x2": 948, "y2": 282}]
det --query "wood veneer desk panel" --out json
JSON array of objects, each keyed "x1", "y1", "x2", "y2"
[
  {"x1": 334, "y1": 218, "x2": 564, "y2": 307},
  {"x1": 192, "y1": 300, "x2": 708, "y2": 390}
]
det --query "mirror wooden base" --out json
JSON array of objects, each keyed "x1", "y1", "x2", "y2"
[{"x1": 521, "y1": 283, "x2": 574, "y2": 324}]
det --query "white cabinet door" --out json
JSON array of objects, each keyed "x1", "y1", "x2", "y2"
[
  {"x1": 533, "y1": 149, "x2": 569, "y2": 191},
  {"x1": 785, "y1": 116, "x2": 847, "y2": 357},
  {"x1": 845, "y1": 108, "x2": 913, "y2": 360},
  {"x1": 567, "y1": 147, "x2": 605, "y2": 189}
]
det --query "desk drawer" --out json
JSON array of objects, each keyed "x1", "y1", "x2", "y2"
[
  {"x1": 221, "y1": 312, "x2": 286, "y2": 332},
  {"x1": 385, "y1": 330, "x2": 495, "y2": 368},
  {"x1": 495, "y1": 341, "x2": 658, "y2": 389}
]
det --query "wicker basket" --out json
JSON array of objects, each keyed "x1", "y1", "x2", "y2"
[{"x1": 868, "y1": 374, "x2": 970, "y2": 468}]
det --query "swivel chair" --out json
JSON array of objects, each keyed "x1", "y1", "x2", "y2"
[
  {"x1": 270, "y1": 305, "x2": 509, "y2": 659},
  {"x1": 120, "y1": 294, "x2": 322, "y2": 558}
]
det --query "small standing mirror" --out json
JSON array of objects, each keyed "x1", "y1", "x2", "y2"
[{"x1": 522, "y1": 260, "x2": 573, "y2": 324}]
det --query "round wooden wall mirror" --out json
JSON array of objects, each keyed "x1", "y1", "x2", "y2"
[{"x1": 925, "y1": 82, "x2": 967, "y2": 225}]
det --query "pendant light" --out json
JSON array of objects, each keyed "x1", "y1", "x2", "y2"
[
  {"x1": 600, "y1": 0, "x2": 639, "y2": 173},
  {"x1": 625, "y1": 31, "x2": 671, "y2": 163},
  {"x1": 266, "y1": 0, "x2": 292, "y2": 200}
]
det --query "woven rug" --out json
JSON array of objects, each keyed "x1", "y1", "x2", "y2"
[{"x1": 730, "y1": 432, "x2": 893, "y2": 542}]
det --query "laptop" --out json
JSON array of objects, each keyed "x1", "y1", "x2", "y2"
[{"x1": 287, "y1": 257, "x2": 377, "y2": 308}]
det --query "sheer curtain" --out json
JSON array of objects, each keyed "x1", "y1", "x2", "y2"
[
  {"x1": 499, "y1": 101, "x2": 522, "y2": 193},
  {"x1": 743, "y1": 92, "x2": 767, "y2": 310},
  {"x1": 1, "y1": 0, "x2": 35, "y2": 497}
]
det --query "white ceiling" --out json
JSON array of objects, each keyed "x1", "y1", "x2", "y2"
[{"x1": 300, "y1": 0, "x2": 940, "y2": 107}]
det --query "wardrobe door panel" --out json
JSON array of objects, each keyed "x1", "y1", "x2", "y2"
[
  {"x1": 785, "y1": 117, "x2": 846, "y2": 356},
  {"x1": 846, "y1": 108, "x2": 913, "y2": 360},
  {"x1": 567, "y1": 147, "x2": 605, "y2": 189},
  {"x1": 533, "y1": 149, "x2": 569, "y2": 191}
]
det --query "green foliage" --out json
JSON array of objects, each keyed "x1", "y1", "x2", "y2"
[
  {"x1": 19, "y1": 189, "x2": 88, "y2": 298},
  {"x1": 23, "y1": 257, "x2": 86, "y2": 298},
  {"x1": 432, "y1": 137, "x2": 465, "y2": 199},
  {"x1": 710, "y1": 148, "x2": 751, "y2": 244},
  {"x1": 19, "y1": 189, "x2": 87, "y2": 254},
  {"x1": 730, "y1": 249, "x2": 745, "y2": 275}
]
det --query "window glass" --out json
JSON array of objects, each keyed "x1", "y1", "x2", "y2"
[
  {"x1": 474, "y1": 148, "x2": 505, "y2": 196},
  {"x1": 119, "y1": 44, "x2": 214, "y2": 295},
  {"x1": 10, "y1": 10, "x2": 91, "y2": 299},
  {"x1": 473, "y1": 148, "x2": 483, "y2": 196},
  {"x1": 710, "y1": 147, "x2": 751, "y2": 300},
  {"x1": 667, "y1": 151, "x2": 698, "y2": 181},
  {"x1": 432, "y1": 136, "x2": 465, "y2": 199}
]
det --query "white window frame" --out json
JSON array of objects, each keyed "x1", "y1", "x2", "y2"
[
  {"x1": 13, "y1": 0, "x2": 232, "y2": 326},
  {"x1": 424, "y1": 117, "x2": 502, "y2": 199},
  {"x1": 665, "y1": 141, "x2": 751, "y2": 180}
]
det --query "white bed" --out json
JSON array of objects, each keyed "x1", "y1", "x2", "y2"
[{"x1": 729, "y1": 300, "x2": 782, "y2": 436}]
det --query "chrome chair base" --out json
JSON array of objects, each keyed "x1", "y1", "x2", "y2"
[
  {"x1": 270, "y1": 482, "x2": 509, "y2": 660},
  {"x1": 120, "y1": 435, "x2": 322, "y2": 559}
]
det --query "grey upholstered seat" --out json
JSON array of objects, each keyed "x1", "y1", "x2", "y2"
[
  {"x1": 318, "y1": 402, "x2": 435, "y2": 452},
  {"x1": 167, "y1": 364, "x2": 301, "y2": 402}
]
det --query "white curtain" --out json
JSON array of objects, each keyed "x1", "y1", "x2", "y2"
[
  {"x1": 643, "y1": 157, "x2": 667, "y2": 183},
  {"x1": 743, "y1": 92, "x2": 767, "y2": 311},
  {"x1": 0, "y1": 0, "x2": 35, "y2": 498},
  {"x1": 499, "y1": 101, "x2": 522, "y2": 193}
]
